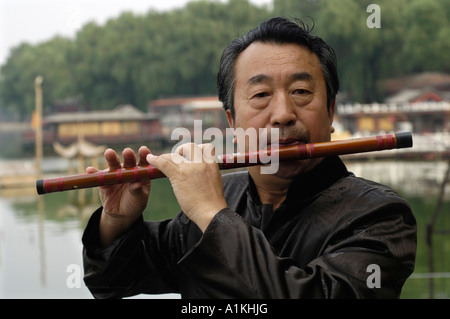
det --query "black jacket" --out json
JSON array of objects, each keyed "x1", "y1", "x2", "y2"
[{"x1": 82, "y1": 156, "x2": 416, "y2": 298}]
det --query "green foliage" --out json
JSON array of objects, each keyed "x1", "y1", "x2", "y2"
[
  {"x1": 0, "y1": 0, "x2": 448, "y2": 119},
  {"x1": 0, "y1": 37, "x2": 75, "y2": 118},
  {"x1": 401, "y1": 0, "x2": 450, "y2": 73}
]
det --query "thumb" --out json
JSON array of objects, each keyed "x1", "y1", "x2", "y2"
[{"x1": 146, "y1": 153, "x2": 183, "y2": 180}]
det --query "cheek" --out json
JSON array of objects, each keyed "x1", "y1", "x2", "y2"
[
  {"x1": 233, "y1": 106, "x2": 268, "y2": 129},
  {"x1": 306, "y1": 113, "x2": 333, "y2": 140}
]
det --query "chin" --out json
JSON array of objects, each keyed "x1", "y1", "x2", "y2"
[{"x1": 273, "y1": 158, "x2": 323, "y2": 179}]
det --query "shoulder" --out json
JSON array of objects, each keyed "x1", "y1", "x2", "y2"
[
  {"x1": 326, "y1": 174, "x2": 415, "y2": 224},
  {"x1": 347, "y1": 175, "x2": 409, "y2": 205},
  {"x1": 325, "y1": 172, "x2": 407, "y2": 203}
]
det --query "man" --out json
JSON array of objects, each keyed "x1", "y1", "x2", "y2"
[{"x1": 82, "y1": 17, "x2": 416, "y2": 298}]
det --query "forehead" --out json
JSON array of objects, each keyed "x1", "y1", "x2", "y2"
[{"x1": 234, "y1": 42, "x2": 323, "y2": 85}]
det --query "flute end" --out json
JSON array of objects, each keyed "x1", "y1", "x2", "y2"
[
  {"x1": 36, "y1": 179, "x2": 45, "y2": 195},
  {"x1": 395, "y1": 132, "x2": 413, "y2": 149}
]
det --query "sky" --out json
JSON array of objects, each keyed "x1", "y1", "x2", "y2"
[{"x1": 0, "y1": 0, "x2": 272, "y2": 66}]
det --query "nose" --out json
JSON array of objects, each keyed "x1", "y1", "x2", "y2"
[{"x1": 270, "y1": 93, "x2": 297, "y2": 127}]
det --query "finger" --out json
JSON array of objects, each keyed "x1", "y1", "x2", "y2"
[
  {"x1": 178, "y1": 143, "x2": 203, "y2": 163},
  {"x1": 136, "y1": 146, "x2": 152, "y2": 188},
  {"x1": 199, "y1": 143, "x2": 216, "y2": 164},
  {"x1": 122, "y1": 148, "x2": 137, "y2": 169},
  {"x1": 138, "y1": 146, "x2": 151, "y2": 166},
  {"x1": 104, "y1": 148, "x2": 122, "y2": 170},
  {"x1": 86, "y1": 166, "x2": 98, "y2": 174}
]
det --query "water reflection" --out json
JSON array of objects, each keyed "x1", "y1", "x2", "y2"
[
  {"x1": 0, "y1": 178, "x2": 180, "y2": 299},
  {"x1": 0, "y1": 193, "x2": 93, "y2": 298},
  {"x1": 345, "y1": 159, "x2": 450, "y2": 199},
  {"x1": 0, "y1": 160, "x2": 449, "y2": 298}
]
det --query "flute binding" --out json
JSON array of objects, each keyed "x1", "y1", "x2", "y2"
[{"x1": 36, "y1": 132, "x2": 413, "y2": 195}]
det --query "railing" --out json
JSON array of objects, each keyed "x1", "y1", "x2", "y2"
[{"x1": 337, "y1": 101, "x2": 450, "y2": 115}]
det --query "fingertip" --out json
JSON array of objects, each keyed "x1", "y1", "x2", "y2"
[
  {"x1": 86, "y1": 166, "x2": 97, "y2": 174},
  {"x1": 139, "y1": 145, "x2": 151, "y2": 152},
  {"x1": 139, "y1": 146, "x2": 150, "y2": 157},
  {"x1": 104, "y1": 148, "x2": 118, "y2": 160},
  {"x1": 104, "y1": 148, "x2": 114, "y2": 156},
  {"x1": 122, "y1": 147, "x2": 135, "y2": 157},
  {"x1": 138, "y1": 146, "x2": 151, "y2": 164}
]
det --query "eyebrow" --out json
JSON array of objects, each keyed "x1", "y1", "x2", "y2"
[
  {"x1": 246, "y1": 74, "x2": 270, "y2": 86},
  {"x1": 290, "y1": 72, "x2": 314, "y2": 82},
  {"x1": 246, "y1": 72, "x2": 314, "y2": 86}
]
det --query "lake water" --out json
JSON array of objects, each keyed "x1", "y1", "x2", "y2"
[
  {"x1": 0, "y1": 178, "x2": 181, "y2": 299},
  {"x1": 0, "y1": 159, "x2": 449, "y2": 299}
]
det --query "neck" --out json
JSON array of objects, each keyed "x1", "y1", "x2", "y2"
[{"x1": 248, "y1": 167, "x2": 293, "y2": 210}]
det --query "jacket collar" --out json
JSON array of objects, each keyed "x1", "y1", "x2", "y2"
[{"x1": 247, "y1": 156, "x2": 349, "y2": 206}]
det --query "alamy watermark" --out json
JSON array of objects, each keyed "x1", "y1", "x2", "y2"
[
  {"x1": 66, "y1": 263, "x2": 82, "y2": 289},
  {"x1": 366, "y1": 264, "x2": 381, "y2": 288},
  {"x1": 366, "y1": 4, "x2": 381, "y2": 29},
  {"x1": 171, "y1": 120, "x2": 280, "y2": 174}
]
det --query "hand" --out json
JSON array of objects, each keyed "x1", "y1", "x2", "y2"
[
  {"x1": 86, "y1": 146, "x2": 151, "y2": 247},
  {"x1": 147, "y1": 143, "x2": 227, "y2": 232}
]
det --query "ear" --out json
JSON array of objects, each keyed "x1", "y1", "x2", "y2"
[
  {"x1": 226, "y1": 109, "x2": 234, "y2": 129},
  {"x1": 328, "y1": 99, "x2": 336, "y2": 134},
  {"x1": 225, "y1": 109, "x2": 238, "y2": 144},
  {"x1": 328, "y1": 99, "x2": 336, "y2": 126}
]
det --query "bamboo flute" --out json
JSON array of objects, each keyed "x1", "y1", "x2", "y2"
[{"x1": 36, "y1": 132, "x2": 413, "y2": 195}]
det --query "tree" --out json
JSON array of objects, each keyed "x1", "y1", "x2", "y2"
[
  {"x1": 1, "y1": 0, "x2": 448, "y2": 117},
  {"x1": 401, "y1": 0, "x2": 450, "y2": 73},
  {"x1": 0, "y1": 37, "x2": 74, "y2": 119}
]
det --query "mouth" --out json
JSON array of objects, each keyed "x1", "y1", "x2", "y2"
[{"x1": 267, "y1": 139, "x2": 306, "y2": 150}]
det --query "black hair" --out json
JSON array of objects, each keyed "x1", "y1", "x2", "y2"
[{"x1": 217, "y1": 17, "x2": 339, "y2": 120}]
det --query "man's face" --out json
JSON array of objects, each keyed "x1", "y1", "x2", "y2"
[{"x1": 227, "y1": 42, "x2": 335, "y2": 178}]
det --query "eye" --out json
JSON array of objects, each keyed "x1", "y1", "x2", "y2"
[
  {"x1": 253, "y1": 92, "x2": 270, "y2": 99},
  {"x1": 293, "y1": 89, "x2": 311, "y2": 95}
]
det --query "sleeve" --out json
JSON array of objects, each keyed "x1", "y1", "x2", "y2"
[
  {"x1": 178, "y1": 204, "x2": 417, "y2": 299},
  {"x1": 82, "y1": 207, "x2": 191, "y2": 299}
]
